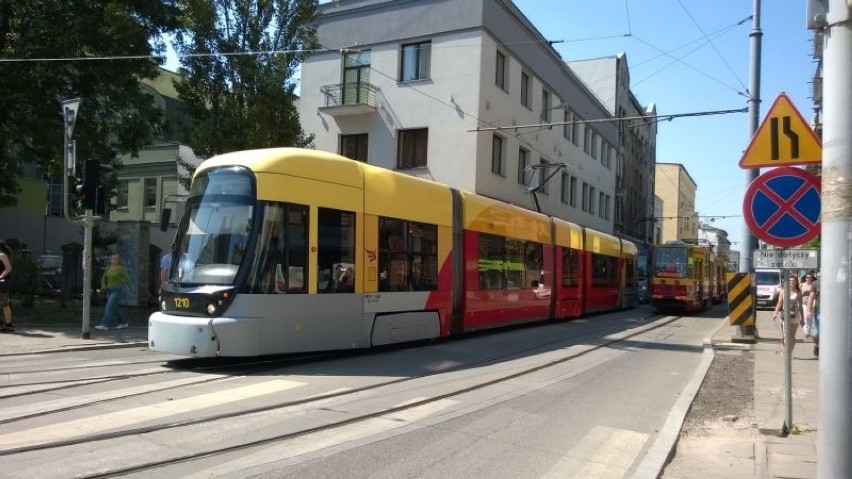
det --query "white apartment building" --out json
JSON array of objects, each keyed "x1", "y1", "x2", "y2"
[
  {"x1": 297, "y1": 0, "x2": 627, "y2": 234},
  {"x1": 568, "y1": 54, "x2": 657, "y2": 246}
]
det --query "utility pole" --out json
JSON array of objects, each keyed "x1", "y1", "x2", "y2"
[
  {"x1": 739, "y1": 0, "x2": 761, "y2": 339},
  {"x1": 61, "y1": 97, "x2": 94, "y2": 339},
  {"x1": 818, "y1": 0, "x2": 852, "y2": 476},
  {"x1": 740, "y1": 0, "x2": 761, "y2": 274}
]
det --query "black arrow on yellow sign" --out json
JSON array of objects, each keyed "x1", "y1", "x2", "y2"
[{"x1": 770, "y1": 116, "x2": 799, "y2": 160}]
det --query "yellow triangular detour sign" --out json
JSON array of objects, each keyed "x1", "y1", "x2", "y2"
[{"x1": 739, "y1": 93, "x2": 822, "y2": 168}]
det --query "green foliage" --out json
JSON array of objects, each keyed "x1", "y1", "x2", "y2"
[
  {"x1": 9, "y1": 254, "x2": 40, "y2": 306},
  {"x1": 173, "y1": 0, "x2": 319, "y2": 160},
  {"x1": 0, "y1": 1, "x2": 181, "y2": 207},
  {"x1": 176, "y1": 155, "x2": 197, "y2": 191}
]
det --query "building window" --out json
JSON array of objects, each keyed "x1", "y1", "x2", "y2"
[
  {"x1": 571, "y1": 113, "x2": 580, "y2": 146},
  {"x1": 582, "y1": 183, "x2": 589, "y2": 212},
  {"x1": 590, "y1": 132, "x2": 599, "y2": 159},
  {"x1": 144, "y1": 178, "x2": 157, "y2": 208},
  {"x1": 584, "y1": 126, "x2": 593, "y2": 155},
  {"x1": 341, "y1": 134, "x2": 368, "y2": 162},
  {"x1": 541, "y1": 90, "x2": 551, "y2": 121},
  {"x1": 569, "y1": 176, "x2": 577, "y2": 207},
  {"x1": 589, "y1": 186, "x2": 596, "y2": 215},
  {"x1": 606, "y1": 145, "x2": 615, "y2": 169},
  {"x1": 343, "y1": 50, "x2": 371, "y2": 105},
  {"x1": 401, "y1": 41, "x2": 431, "y2": 81},
  {"x1": 539, "y1": 159, "x2": 550, "y2": 195},
  {"x1": 116, "y1": 180, "x2": 129, "y2": 209},
  {"x1": 563, "y1": 110, "x2": 571, "y2": 141},
  {"x1": 517, "y1": 147, "x2": 529, "y2": 186},
  {"x1": 560, "y1": 173, "x2": 570, "y2": 204},
  {"x1": 491, "y1": 134, "x2": 505, "y2": 176},
  {"x1": 599, "y1": 192, "x2": 606, "y2": 218},
  {"x1": 520, "y1": 71, "x2": 531, "y2": 109},
  {"x1": 496, "y1": 51, "x2": 507, "y2": 90},
  {"x1": 398, "y1": 128, "x2": 428, "y2": 168}
]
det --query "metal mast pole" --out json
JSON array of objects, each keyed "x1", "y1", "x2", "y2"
[
  {"x1": 740, "y1": 0, "x2": 761, "y2": 274},
  {"x1": 819, "y1": 1, "x2": 852, "y2": 476},
  {"x1": 739, "y1": 0, "x2": 761, "y2": 339}
]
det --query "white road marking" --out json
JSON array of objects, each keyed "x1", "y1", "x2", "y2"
[
  {"x1": 1, "y1": 375, "x2": 227, "y2": 420},
  {"x1": 0, "y1": 379, "x2": 304, "y2": 450}
]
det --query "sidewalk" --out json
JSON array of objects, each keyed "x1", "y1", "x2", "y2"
[
  {"x1": 0, "y1": 325, "x2": 148, "y2": 356},
  {"x1": 708, "y1": 310, "x2": 818, "y2": 478}
]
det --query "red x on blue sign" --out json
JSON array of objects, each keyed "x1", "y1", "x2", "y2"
[{"x1": 743, "y1": 167, "x2": 821, "y2": 247}]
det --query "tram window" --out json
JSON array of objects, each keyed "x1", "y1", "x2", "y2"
[
  {"x1": 505, "y1": 240, "x2": 523, "y2": 289},
  {"x1": 246, "y1": 202, "x2": 308, "y2": 294},
  {"x1": 561, "y1": 248, "x2": 580, "y2": 287},
  {"x1": 379, "y1": 217, "x2": 437, "y2": 292},
  {"x1": 318, "y1": 208, "x2": 356, "y2": 293},
  {"x1": 591, "y1": 254, "x2": 618, "y2": 287},
  {"x1": 625, "y1": 258, "x2": 636, "y2": 287},
  {"x1": 525, "y1": 243, "x2": 543, "y2": 289},
  {"x1": 478, "y1": 234, "x2": 542, "y2": 291},
  {"x1": 478, "y1": 234, "x2": 505, "y2": 290}
]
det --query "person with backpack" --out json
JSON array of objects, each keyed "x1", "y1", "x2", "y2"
[{"x1": 0, "y1": 241, "x2": 14, "y2": 332}]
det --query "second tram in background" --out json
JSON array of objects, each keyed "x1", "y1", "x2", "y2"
[
  {"x1": 149, "y1": 148, "x2": 638, "y2": 357},
  {"x1": 649, "y1": 241, "x2": 726, "y2": 313}
]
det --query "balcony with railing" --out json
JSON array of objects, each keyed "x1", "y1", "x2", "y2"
[{"x1": 318, "y1": 82, "x2": 379, "y2": 116}]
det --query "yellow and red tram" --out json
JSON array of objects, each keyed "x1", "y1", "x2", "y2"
[
  {"x1": 649, "y1": 241, "x2": 715, "y2": 313},
  {"x1": 149, "y1": 148, "x2": 637, "y2": 357}
]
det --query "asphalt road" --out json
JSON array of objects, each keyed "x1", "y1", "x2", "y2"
[{"x1": 0, "y1": 304, "x2": 727, "y2": 478}]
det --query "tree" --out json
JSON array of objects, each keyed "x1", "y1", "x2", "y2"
[
  {"x1": 173, "y1": 0, "x2": 319, "y2": 160},
  {"x1": 0, "y1": 1, "x2": 180, "y2": 207}
]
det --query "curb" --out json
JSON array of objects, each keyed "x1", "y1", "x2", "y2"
[{"x1": 631, "y1": 317, "x2": 726, "y2": 478}]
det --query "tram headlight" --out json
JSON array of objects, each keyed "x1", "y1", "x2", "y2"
[
  {"x1": 206, "y1": 303, "x2": 217, "y2": 315},
  {"x1": 161, "y1": 300, "x2": 167, "y2": 311}
]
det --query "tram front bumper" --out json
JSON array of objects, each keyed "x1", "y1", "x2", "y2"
[{"x1": 148, "y1": 312, "x2": 219, "y2": 357}]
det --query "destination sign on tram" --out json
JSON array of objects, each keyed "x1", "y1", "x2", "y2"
[{"x1": 752, "y1": 249, "x2": 818, "y2": 269}]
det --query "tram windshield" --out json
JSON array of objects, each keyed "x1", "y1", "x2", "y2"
[
  {"x1": 171, "y1": 167, "x2": 255, "y2": 285},
  {"x1": 654, "y1": 248, "x2": 689, "y2": 279}
]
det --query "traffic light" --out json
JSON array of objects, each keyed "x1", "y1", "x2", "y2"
[
  {"x1": 73, "y1": 176, "x2": 86, "y2": 214},
  {"x1": 96, "y1": 183, "x2": 118, "y2": 216},
  {"x1": 82, "y1": 158, "x2": 101, "y2": 212}
]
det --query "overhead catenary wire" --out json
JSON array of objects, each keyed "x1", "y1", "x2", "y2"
[{"x1": 468, "y1": 107, "x2": 747, "y2": 132}]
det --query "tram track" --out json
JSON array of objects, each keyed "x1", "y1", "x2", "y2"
[
  {"x1": 0, "y1": 313, "x2": 687, "y2": 478},
  {"x1": 0, "y1": 352, "x2": 345, "y2": 400}
]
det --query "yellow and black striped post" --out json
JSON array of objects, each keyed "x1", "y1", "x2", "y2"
[{"x1": 727, "y1": 272, "x2": 755, "y2": 327}]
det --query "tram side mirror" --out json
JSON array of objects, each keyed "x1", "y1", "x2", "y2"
[{"x1": 160, "y1": 208, "x2": 172, "y2": 232}]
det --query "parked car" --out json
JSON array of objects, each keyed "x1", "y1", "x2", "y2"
[
  {"x1": 38, "y1": 254, "x2": 63, "y2": 294},
  {"x1": 754, "y1": 269, "x2": 782, "y2": 309}
]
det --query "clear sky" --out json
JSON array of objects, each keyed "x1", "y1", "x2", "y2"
[{"x1": 513, "y1": 0, "x2": 815, "y2": 250}]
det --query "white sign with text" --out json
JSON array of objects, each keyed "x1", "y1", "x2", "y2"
[{"x1": 753, "y1": 249, "x2": 819, "y2": 269}]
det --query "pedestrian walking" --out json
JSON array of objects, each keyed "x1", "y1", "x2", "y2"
[
  {"x1": 96, "y1": 254, "x2": 132, "y2": 331},
  {"x1": 159, "y1": 245, "x2": 174, "y2": 290},
  {"x1": 800, "y1": 273, "x2": 816, "y2": 338},
  {"x1": 808, "y1": 274, "x2": 820, "y2": 357},
  {"x1": 0, "y1": 241, "x2": 14, "y2": 332},
  {"x1": 772, "y1": 275, "x2": 804, "y2": 356}
]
